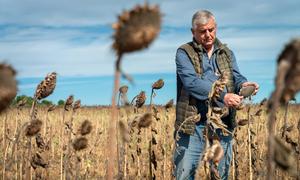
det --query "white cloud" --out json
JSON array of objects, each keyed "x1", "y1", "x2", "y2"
[
  {"x1": 0, "y1": 0, "x2": 300, "y2": 78},
  {"x1": 1, "y1": 0, "x2": 299, "y2": 27}
]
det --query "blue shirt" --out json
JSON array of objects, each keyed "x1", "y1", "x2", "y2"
[{"x1": 176, "y1": 44, "x2": 247, "y2": 105}]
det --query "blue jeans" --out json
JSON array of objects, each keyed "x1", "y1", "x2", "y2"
[{"x1": 173, "y1": 124, "x2": 233, "y2": 180}]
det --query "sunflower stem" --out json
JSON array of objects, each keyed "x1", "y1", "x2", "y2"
[{"x1": 107, "y1": 54, "x2": 122, "y2": 179}]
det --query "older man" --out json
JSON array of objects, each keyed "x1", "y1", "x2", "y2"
[{"x1": 173, "y1": 10, "x2": 259, "y2": 180}]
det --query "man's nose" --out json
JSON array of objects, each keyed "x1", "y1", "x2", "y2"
[{"x1": 204, "y1": 30, "x2": 210, "y2": 37}]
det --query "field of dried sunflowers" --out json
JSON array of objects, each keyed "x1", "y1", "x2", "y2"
[
  {"x1": 0, "y1": 101, "x2": 300, "y2": 179},
  {"x1": 0, "y1": 68, "x2": 299, "y2": 180}
]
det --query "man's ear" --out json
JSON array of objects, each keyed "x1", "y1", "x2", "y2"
[
  {"x1": 191, "y1": 28, "x2": 194, "y2": 35},
  {"x1": 215, "y1": 23, "x2": 217, "y2": 34}
]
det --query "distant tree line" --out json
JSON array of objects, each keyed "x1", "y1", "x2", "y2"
[{"x1": 11, "y1": 95, "x2": 65, "y2": 107}]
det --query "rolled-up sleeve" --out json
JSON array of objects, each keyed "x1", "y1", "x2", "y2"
[{"x1": 176, "y1": 49, "x2": 213, "y2": 100}]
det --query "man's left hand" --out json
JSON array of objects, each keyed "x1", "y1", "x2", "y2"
[{"x1": 241, "y1": 82, "x2": 259, "y2": 95}]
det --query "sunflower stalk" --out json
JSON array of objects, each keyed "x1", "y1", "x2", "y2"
[
  {"x1": 268, "y1": 39, "x2": 300, "y2": 179},
  {"x1": 109, "y1": 3, "x2": 161, "y2": 179},
  {"x1": 2, "y1": 112, "x2": 7, "y2": 180},
  {"x1": 25, "y1": 98, "x2": 37, "y2": 180},
  {"x1": 268, "y1": 48, "x2": 292, "y2": 180},
  {"x1": 107, "y1": 54, "x2": 122, "y2": 179},
  {"x1": 298, "y1": 119, "x2": 300, "y2": 178},
  {"x1": 61, "y1": 95, "x2": 73, "y2": 180},
  {"x1": 150, "y1": 89, "x2": 155, "y2": 107},
  {"x1": 65, "y1": 100, "x2": 80, "y2": 180},
  {"x1": 247, "y1": 105, "x2": 253, "y2": 180},
  {"x1": 282, "y1": 102, "x2": 289, "y2": 138}
]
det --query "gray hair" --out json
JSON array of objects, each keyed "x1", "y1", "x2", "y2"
[{"x1": 192, "y1": 10, "x2": 216, "y2": 29}]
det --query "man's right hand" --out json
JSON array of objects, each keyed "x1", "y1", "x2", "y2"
[{"x1": 224, "y1": 93, "x2": 243, "y2": 108}]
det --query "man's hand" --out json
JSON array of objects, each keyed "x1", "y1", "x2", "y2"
[
  {"x1": 241, "y1": 82, "x2": 259, "y2": 95},
  {"x1": 224, "y1": 93, "x2": 243, "y2": 108}
]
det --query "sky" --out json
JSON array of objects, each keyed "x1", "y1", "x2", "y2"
[{"x1": 1, "y1": 0, "x2": 300, "y2": 105}]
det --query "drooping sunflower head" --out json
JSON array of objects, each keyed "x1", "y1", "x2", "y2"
[
  {"x1": 112, "y1": 3, "x2": 161, "y2": 55},
  {"x1": 0, "y1": 63, "x2": 17, "y2": 112}
]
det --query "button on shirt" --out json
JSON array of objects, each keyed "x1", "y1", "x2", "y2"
[{"x1": 175, "y1": 45, "x2": 247, "y2": 106}]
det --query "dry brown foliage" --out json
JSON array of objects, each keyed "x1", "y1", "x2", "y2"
[
  {"x1": 0, "y1": 63, "x2": 17, "y2": 112},
  {"x1": 0, "y1": 105, "x2": 299, "y2": 179}
]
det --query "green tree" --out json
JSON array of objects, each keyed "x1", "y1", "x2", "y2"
[
  {"x1": 25, "y1": 96, "x2": 34, "y2": 105},
  {"x1": 40, "y1": 99, "x2": 53, "y2": 106},
  {"x1": 58, "y1": 99, "x2": 65, "y2": 106},
  {"x1": 12, "y1": 95, "x2": 34, "y2": 106}
]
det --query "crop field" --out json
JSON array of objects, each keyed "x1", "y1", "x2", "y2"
[{"x1": 0, "y1": 103, "x2": 300, "y2": 179}]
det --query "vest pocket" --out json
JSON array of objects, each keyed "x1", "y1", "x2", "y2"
[{"x1": 175, "y1": 99, "x2": 200, "y2": 135}]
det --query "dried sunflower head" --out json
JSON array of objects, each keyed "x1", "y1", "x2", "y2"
[
  {"x1": 31, "y1": 152, "x2": 49, "y2": 169},
  {"x1": 34, "y1": 72, "x2": 56, "y2": 100},
  {"x1": 112, "y1": 3, "x2": 161, "y2": 55},
  {"x1": 119, "y1": 85, "x2": 128, "y2": 94},
  {"x1": 275, "y1": 39, "x2": 300, "y2": 104},
  {"x1": 72, "y1": 137, "x2": 88, "y2": 151},
  {"x1": 79, "y1": 120, "x2": 92, "y2": 136},
  {"x1": 64, "y1": 95, "x2": 74, "y2": 111},
  {"x1": 237, "y1": 119, "x2": 248, "y2": 126},
  {"x1": 34, "y1": 72, "x2": 57, "y2": 100},
  {"x1": 25, "y1": 119, "x2": 43, "y2": 137},
  {"x1": 259, "y1": 98, "x2": 268, "y2": 106},
  {"x1": 0, "y1": 63, "x2": 17, "y2": 112},
  {"x1": 211, "y1": 72, "x2": 229, "y2": 99},
  {"x1": 119, "y1": 121, "x2": 130, "y2": 142},
  {"x1": 138, "y1": 113, "x2": 152, "y2": 128},
  {"x1": 152, "y1": 79, "x2": 164, "y2": 90},
  {"x1": 17, "y1": 98, "x2": 27, "y2": 108},
  {"x1": 47, "y1": 104, "x2": 56, "y2": 112},
  {"x1": 273, "y1": 136, "x2": 297, "y2": 176},
  {"x1": 164, "y1": 99, "x2": 174, "y2": 109},
  {"x1": 239, "y1": 85, "x2": 256, "y2": 98},
  {"x1": 135, "y1": 91, "x2": 146, "y2": 108},
  {"x1": 73, "y1": 100, "x2": 81, "y2": 112}
]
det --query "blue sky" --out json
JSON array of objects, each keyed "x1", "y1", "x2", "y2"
[{"x1": 1, "y1": 0, "x2": 300, "y2": 104}]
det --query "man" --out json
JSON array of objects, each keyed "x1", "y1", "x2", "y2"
[{"x1": 173, "y1": 10, "x2": 259, "y2": 180}]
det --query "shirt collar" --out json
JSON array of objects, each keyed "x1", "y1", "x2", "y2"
[{"x1": 192, "y1": 38, "x2": 226, "y2": 54}]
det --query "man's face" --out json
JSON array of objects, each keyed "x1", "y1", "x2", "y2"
[{"x1": 192, "y1": 18, "x2": 216, "y2": 50}]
